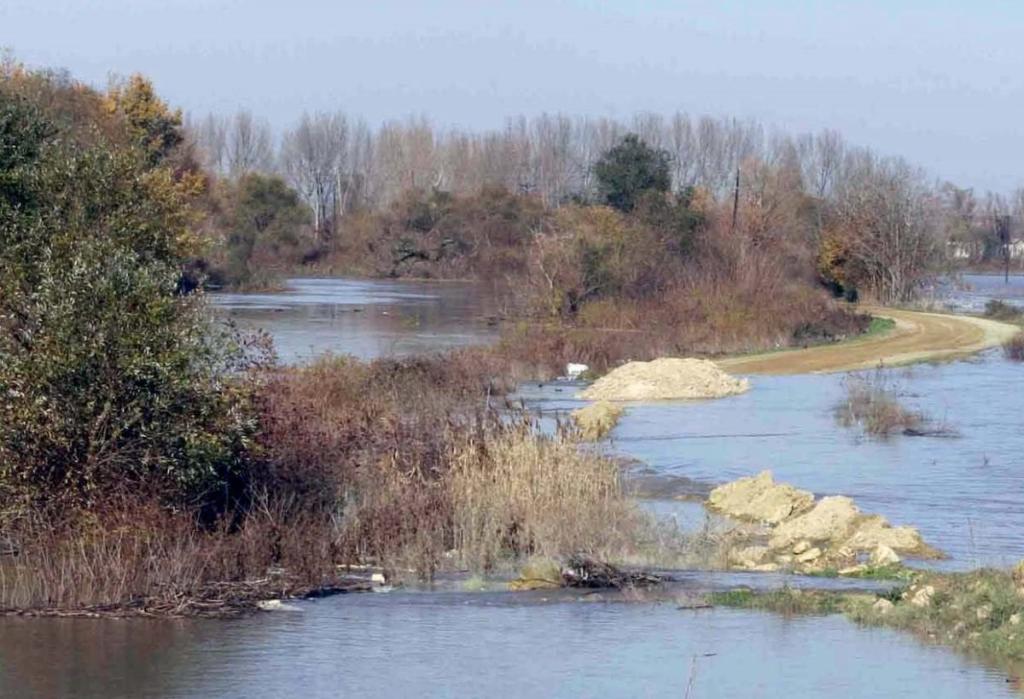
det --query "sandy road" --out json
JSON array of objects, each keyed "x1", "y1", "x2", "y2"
[{"x1": 716, "y1": 307, "x2": 1020, "y2": 375}]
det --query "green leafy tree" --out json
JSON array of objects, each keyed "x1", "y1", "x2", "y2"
[
  {"x1": 223, "y1": 173, "x2": 311, "y2": 286},
  {"x1": 593, "y1": 134, "x2": 672, "y2": 212},
  {"x1": 0, "y1": 80, "x2": 256, "y2": 518}
]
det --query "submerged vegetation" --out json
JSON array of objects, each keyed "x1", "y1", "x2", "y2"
[
  {"x1": 834, "y1": 370, "x2": 956, "y2": 439},
  {"x1": 711, "y1": 564, "x2": 1024, "y2": 667},
  {"x1": 1003, "y1": 332, "x2": 1024, "y2": 362}
]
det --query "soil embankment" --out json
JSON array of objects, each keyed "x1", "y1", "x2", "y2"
[{"x1": 718, "y1": 307, "x2": 1019, "y2": 375}]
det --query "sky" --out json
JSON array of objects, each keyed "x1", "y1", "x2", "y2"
[{"x1": 3, "y1": 0, "x2": 1022, "y2": 192}]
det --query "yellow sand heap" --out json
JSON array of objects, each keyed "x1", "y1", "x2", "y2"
[
  {"x1": 579, "y1": 358, "x2": 750, "y2": 401},
  {"x1": 571, "y1": 401, "x2": 625, "y2": 440}
]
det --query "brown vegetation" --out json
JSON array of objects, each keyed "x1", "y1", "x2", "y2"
[
  {"x1": 1004, "y1": 332, "x2": 1024, "y2": 361},
  {"x1": 834, "y1": 371, "x2": 925, "y2": 437}
]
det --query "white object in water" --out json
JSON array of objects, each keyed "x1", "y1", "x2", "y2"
[
  {"x1": 370, "y1": 572, "x2": 387, "y2": 585},
  {"x1": 256, "y1": 599, "x2": 303, "y2": 612},
  {"x1": 565, "y1": 363, "x2": 589, "y2": 380}
]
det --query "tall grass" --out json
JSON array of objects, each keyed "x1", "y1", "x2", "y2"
[{"x1": 448, "y1": 424, "x2": 647, "y2": 571}]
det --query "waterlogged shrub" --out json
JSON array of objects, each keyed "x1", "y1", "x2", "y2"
[
  {"x1": 1003, "y1": 332, "x2": 1024, "y2": 362},
  {"x1": 834, "y1": 372, "x2": 923, "y2": 438}
]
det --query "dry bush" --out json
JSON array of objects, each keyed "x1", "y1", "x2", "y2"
[
  {"x1": 984, "y1": 299, "x2": 1023, "y2": 322},
  {"x1": 0, "y1": 497, "x2": 341, "y2": 612},
  {"x1": 1004, "y1": 332, "x2": 1024, "y2": 362},
  {"x1": 834, "y1": 371, "x2": 927, "y2": 438}
]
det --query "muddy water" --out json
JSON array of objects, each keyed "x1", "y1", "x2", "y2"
[
  {"x1": 211, "y1": 278, "x2": 500, "y2": 363},
  {"x1": 0, "y1": 593, "x2": 1016, "y2": 698},
  {"x1": 3, "y1": 277, "x2": 1021, "y2": 697}
]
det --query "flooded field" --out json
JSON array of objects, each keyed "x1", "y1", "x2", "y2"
[{"x1": 4, "y1": 275, "x2": 1021, "y2": 697}]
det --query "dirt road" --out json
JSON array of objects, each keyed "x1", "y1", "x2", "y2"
[{"x1": 717, "y1": 307, "x2": 1020, "y2": 375}]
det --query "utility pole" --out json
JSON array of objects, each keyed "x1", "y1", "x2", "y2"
[
  {"x1": 996, "y1": 215, "x2": 1012, "y2": 284},
  {"x1": 731, "y1": 166, "x2": 740, "y2": 235}
]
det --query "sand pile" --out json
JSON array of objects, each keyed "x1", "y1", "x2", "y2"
[
  {"x1": 571, "y1": 401, "x2": 624, "y2": 441},
  {"x1": 708, "y1": 471, "x2": 943, "y2": 574},
  {"x1": 579, "y1": 358, "x2": 750, "y2": 401}
]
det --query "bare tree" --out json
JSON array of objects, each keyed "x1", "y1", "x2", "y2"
[
  {"x1": 226, "y1": 110, "x2": 274, "y2": 176},
  {"x1": 280, "y1": 112, "x2": 347, "y2": 241},
  {"x1": 831, "y1": 156, "x2": 945, "y2": 303}
]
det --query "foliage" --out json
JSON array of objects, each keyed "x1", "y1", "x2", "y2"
[
  {"x1": 104, "y1": 74, "x2": 184, "y2": 165},
  {"x1": 593, "y1": 133, "x2": 672, "y2": 212},
  {"x1": 0, "y1": 70, "x2": 256, "y2": 519},
  {"x1": 219, "y1": 173, "x2": 311, "y2": 288}
]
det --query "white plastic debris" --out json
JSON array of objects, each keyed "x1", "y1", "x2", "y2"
[{"x1": 565, "y1": 363, "x2": 589, "y2": 380}]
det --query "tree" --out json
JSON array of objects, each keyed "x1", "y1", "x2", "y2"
[
  {"x1": 824, "y1": 156, "x2": 945, "y2": 304},
  {"x1": 281, "y1": 112, "x2": 348, "y2": 242},
  {"x1": 223, "y1": 173, "x2": 310, "y2": 285},
  {"x1": 593, "y1": 134, "x2": 671, "y2": 212},
  {"x1": 104, "y1": 74, "x2": 183, "y2": 165},
  {"x1": 226, "y1": 110, "x2": 273, "y2": 176},
  {"x1": 0, "y1": 76, "x2": 255, "y2": 517}
]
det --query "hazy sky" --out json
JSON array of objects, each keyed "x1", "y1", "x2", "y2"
[{"x1": 3, "y1": 0, "x2": 1022, "y2": 191}]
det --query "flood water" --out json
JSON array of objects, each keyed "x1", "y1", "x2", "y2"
[
  {"x1": 522, "y1": 353, "x2": 1024, "y2": 570},
  {"x1": 3, "y1": 276, "x2": 1022, "y2": 697},
  {"x1": 0, "y1": 593, "x2": 1017, "y2": 698},
  {"x1": 211, "y1": 277, "x2": 500, "y2": 363},
  {"x1": 944, "y1": 273, "x2": 1024, "y2": 313}
]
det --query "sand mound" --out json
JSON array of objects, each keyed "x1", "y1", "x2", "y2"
[
  {"x1": 707, "y1": 470, "x2": 814, "y2": 525},
  {"x1": 707, "y1": 472, "x2": 943, "y2": 573},
  {"x1": 571, "y1": 401, "x2": 624, "y2": 441},
  {"x1": 579, "y1": 358, "x2": 750, "y2": 401}
]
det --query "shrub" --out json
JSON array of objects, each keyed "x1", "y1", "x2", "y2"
[
  {"x1": 834, "y1": 371, "x2": 930, "y2": 438},
  {"x1": 984, "y1": 299, "x2": 1023, "y2": 322},
  {"x1": 0, "y1": 72, "x2": 257, "y2": 519},
  {"x1": 1003, "y1": 332, "x2": 1024, "y2": 362}
]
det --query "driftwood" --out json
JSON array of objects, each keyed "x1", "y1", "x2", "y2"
[{"x1": 561, "y1": 554, "x2": 666, "y2": 589}]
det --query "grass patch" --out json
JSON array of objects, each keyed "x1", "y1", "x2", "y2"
[
  {"x1": 865, "y1": 316, "x2": 897, "y2": 337},
  {"x1": 709, "y1": 587, "x2": 845, "y2": 615},
  {"x1": 846, "y1": 568, "x2": 1024, "y2": 662},
  {"x1": 710, "y1": 563, "x2": 1024, "y2": 669},
  {"x1": 818, "y1": 564, "x2": 915, "y2": 581}
]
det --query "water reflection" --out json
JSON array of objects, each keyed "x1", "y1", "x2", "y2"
[
  {"x1": 0, "y1": 594, "x2": 1016, "y2": 698},
  {"x1": 211, "y1": 278, "x2": 500, "y2": 363}
]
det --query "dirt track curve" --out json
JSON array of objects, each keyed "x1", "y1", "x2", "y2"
[{"x1": 716, "y1": 307, "x2": 1020, "y2": 375}]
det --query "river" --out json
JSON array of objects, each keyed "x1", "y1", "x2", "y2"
[{"x1": 1, "y1": 274, "x2": 1021, "y2": 697}]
